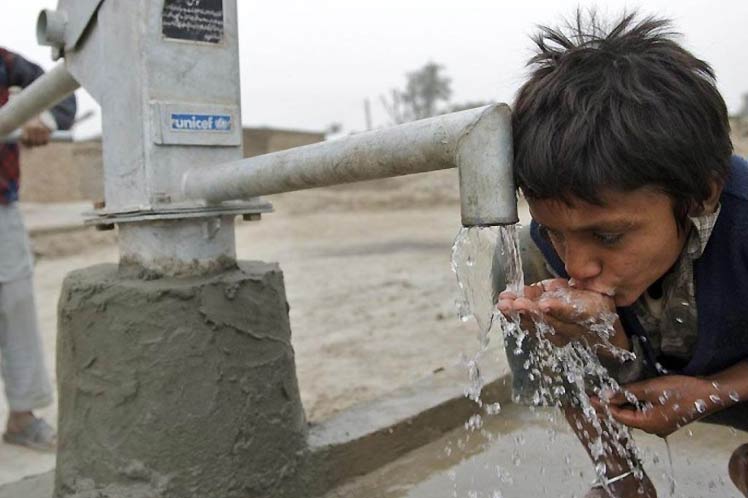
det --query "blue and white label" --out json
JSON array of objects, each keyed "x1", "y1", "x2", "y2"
[
  {"x1": 170, "y1": 113, "x2": 232, "y2": 132},
  {"x1": 154, "y1": 102, "x2": 240, "y2": 146}
]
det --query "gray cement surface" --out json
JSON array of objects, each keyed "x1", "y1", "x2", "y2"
[
  {"x1": 329, "y1": 403, "x2": 747, "y2": 498},
  {"x1": 0, "y1": 471, "x2": 53, "y2": 498},
  {"x1": 55, "y1": 262, "x2": 306, "y2": 498}
]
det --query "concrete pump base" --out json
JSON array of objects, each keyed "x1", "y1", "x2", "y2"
[{"x1": 53, "y1": 262, "x2": 306, "y2": 498}]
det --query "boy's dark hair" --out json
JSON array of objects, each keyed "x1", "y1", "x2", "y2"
[{"x1": 513, "y1": 11, "x2": 733, "y2": 225}]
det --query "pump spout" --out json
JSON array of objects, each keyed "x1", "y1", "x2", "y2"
[
  {"x1": 181, "y1": 103, "x2": 518, "y2": 227},
  {"x1": 183, "y1": 104, "x2": 518, "y2": 218},
  {"x1": 457, "y1": 104, "x2": 517, "y2": 226}
]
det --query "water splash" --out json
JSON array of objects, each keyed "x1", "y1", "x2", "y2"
[
  {"x1": 451, "y1": 225, "x2": 523, "y2": 496},
  {"x1": 452, "y1": 226, "x2": 508, "y2": 407},
  {"x1": 452, "y1": 223, "x2": 659, "y2": 496}
]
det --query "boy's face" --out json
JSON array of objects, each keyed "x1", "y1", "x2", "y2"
[{"x1": 528, "y1": 188, "x2": 689, "y2": 307}]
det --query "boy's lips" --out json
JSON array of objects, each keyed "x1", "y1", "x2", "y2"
[{"x1": 568, "y1": 278, "x2": 617, "y2": 297}]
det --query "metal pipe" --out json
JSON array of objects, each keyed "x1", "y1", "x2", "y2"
[
  {"x1": 0, "y1": 63, "x2": 79, "y2": 138},
  {"x1": 456, "y1": 103, "x2": 517, "y2": 226},
  {"x1": 183, "y1": 104, "x2": 518, "y2": 225}
]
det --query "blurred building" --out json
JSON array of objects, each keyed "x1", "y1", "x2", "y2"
[
  {"x1": 18, "y1": 127, "x2": 326, "y2": 203},
  {"x1": 739, "y1": 93, "x2": 748, "y2": 119}
]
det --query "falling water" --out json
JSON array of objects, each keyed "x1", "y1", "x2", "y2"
[
  {"x1": 451, "y1": 225, "x2": 523, "y2": 410},
  {"x1": 452, "y1": 223, "x2": 660, "y2": 496}
]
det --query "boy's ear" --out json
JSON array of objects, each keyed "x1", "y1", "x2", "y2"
[{"x1": 690, "y1": 179, "x2": 723, "y2": 216}]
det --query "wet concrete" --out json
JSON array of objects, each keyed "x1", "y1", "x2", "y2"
[{"x1": 328, "y1": 403, "x2": 746, "y2": 498}]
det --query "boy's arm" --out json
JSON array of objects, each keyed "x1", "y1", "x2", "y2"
[
  {"x1": 601, "y1": 360, "x2": 748, "y2": 437},
  {"x1": 7, "y1": 51, "x2": 77, "y2": 131}
]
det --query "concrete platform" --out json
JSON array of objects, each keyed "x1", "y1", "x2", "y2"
[
  {"x1": 327, "y1": 404, "x2": 747, "y2": 498},
  {"x1": 0, "y1": 356, "x2": 512, "y2": 497},
  {"x1": 6, "y1": 403, "x2": 745, "y2": 498}
]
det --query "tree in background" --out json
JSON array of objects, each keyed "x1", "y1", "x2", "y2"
[
  {"x1": 381, "y1": 61, "x2": 452, "y2": 124},
  {"x1": 380, "y1": 62, "x2": 494, "y2": 125}
]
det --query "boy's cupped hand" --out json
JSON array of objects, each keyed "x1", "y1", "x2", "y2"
[{"x1": 497, "y1": 278, "x2": 630, "y2": 356}]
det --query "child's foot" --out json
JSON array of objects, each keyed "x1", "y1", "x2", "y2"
[
  {"x1": 729, "y1": 443, "x2": 748, "y2": 497},
  {"x1": 3, "y1": 411, "x2": 56, "y2": 452},
  {"x1": 585, "y1": 471, "x2": 657, "y2": 498}
]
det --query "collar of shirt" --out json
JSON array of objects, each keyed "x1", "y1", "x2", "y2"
[
  {"x1": 628, "y1": 202, "x2": 722, "y2": 365},
  {"x1": 685, "y1": 203, "x2": 721, "y2": 259}
]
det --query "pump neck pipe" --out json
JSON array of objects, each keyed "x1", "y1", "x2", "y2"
[{"x1": 183, "y1": 104, "x2": 518, "y2": 227}]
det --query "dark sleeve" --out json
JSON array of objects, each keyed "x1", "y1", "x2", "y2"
[{"x1": 6, "y1": 51, "x2": 77, "y2": 130}]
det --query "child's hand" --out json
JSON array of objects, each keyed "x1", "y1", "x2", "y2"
[
  {"x1": 496, "y1": 281, "x2": 547, "y2": 335},
  {"x1": 20, "y1": 117, "x2": 51, "y2": 147},
  {"x1": 594, "y1": 375, "x2": 718, "y2": 437},
  {"x1": 497, "y1": 279, "x2": 630, "y2": 355}
]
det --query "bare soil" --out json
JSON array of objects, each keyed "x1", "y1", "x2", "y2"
[
  {"x1": 2, "y1": 126, "x2": 746, "y2": 485},
  {"x1": 0, "y1": 169, "x2": 500, "y2": 485}
]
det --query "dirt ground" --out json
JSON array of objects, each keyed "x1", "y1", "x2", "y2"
[
  {"x1": 1, "y1": 169, "x2": 518, "y2": 485},
  {"x1": 1, "y1": 127, "x2": 746, "y2": 486}
]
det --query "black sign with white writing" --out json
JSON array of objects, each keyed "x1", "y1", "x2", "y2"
[{"x1": 162, "y1": 0, "x2": 224, "y2": 44}]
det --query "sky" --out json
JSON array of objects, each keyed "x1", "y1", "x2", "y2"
[{"x1": 2, "y1": 0, "x2": 748, "y2": 138}]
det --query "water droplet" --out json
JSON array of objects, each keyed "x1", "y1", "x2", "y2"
[
  {"x1": 485, "y1": 402, "x2": 502, "y2": 415},
  {"x1": 729, "y1": 391, "x2": 740, "y2": 402},
  {"x1": 465, "y1": 414, "x2": 484, "y2": 431},
  {"x1": 694, "y1": 399, "x2": 707, "y2": 413},
  {"x1": 496, "y1": 465, "x2": 514, "y2": 484},
  {"x1": 709, "y1": 394, "x2": 721, "y2": 404}
]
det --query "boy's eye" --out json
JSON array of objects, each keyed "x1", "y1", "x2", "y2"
[
  {"x1": 593, "y1": 232, "x2": 623, "y2": 246},
  {"x1": 539, "y1": 225, "x2": 565, "y2": 243}
]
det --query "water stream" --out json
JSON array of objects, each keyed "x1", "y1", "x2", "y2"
[{"x1": 451, "y1": 224, "x2": 669, "y2": 497}]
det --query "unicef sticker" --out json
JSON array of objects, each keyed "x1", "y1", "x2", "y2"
[{"x1": 170, "y1": 113, "x2": 232, "y2": 132}]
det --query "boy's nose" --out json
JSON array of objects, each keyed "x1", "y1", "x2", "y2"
[{"x1": 563, "y1": 244, "x2": 602, "y2": 282}]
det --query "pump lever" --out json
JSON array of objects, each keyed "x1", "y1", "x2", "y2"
[{"x1": 1, "y1": 129, "x2": 74, "y2": 144}]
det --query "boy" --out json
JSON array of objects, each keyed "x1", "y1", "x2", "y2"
[
  {"x1": 0, "y1": 47, "x2": 76, "y2": 450},
  {"x1": 497, "y1": 12, "x2": 748, "y2": 498}
]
